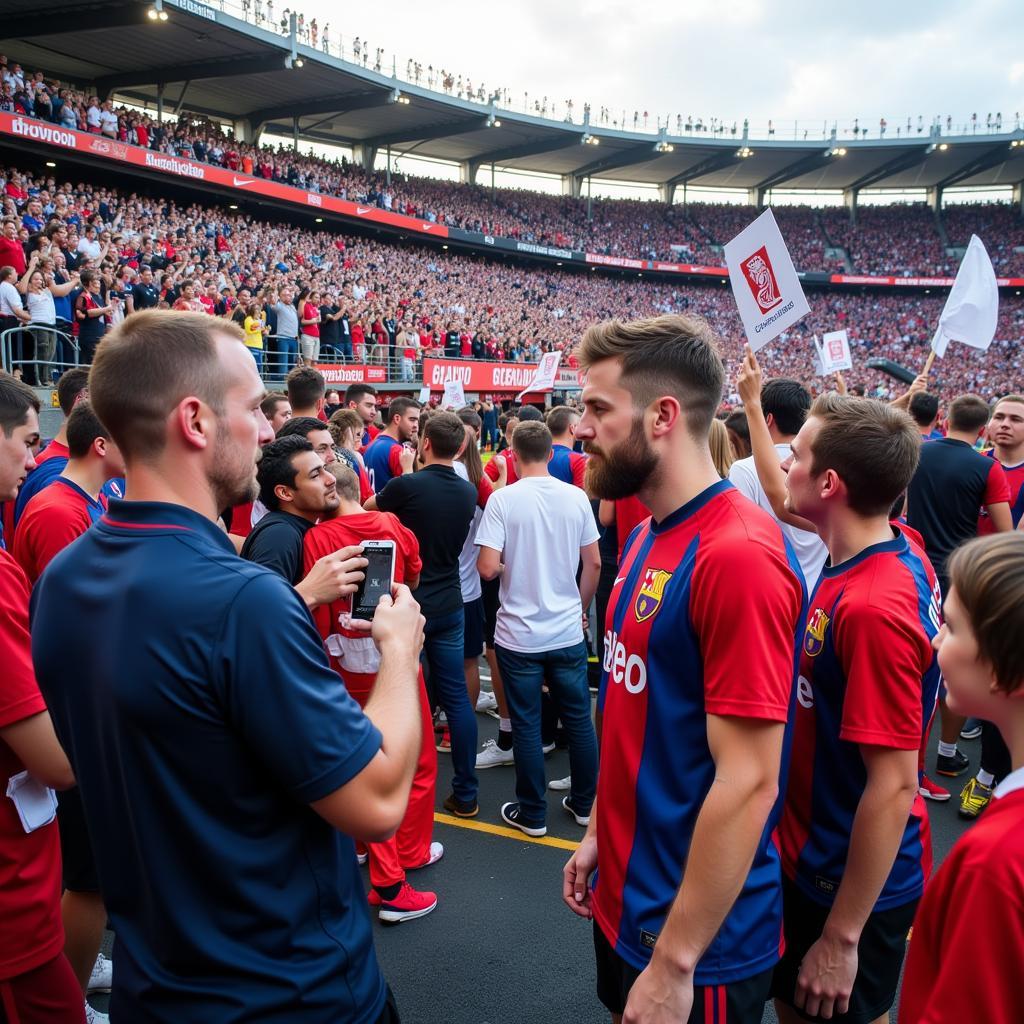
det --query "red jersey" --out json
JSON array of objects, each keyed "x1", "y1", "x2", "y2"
[
  {"x1": 614, "y1": 495, "x2": 650, "y2": 561},
  {"x1": 900, "y1": 772, "x2": 1024, "y2": 1024},
  {"x1": 978, "y1": 454, "x2": 1024, "y2": 533},
  {"x1": 595, "y1": 480, "x2": 806, "y2": 982},
  {"x1": 360, "y1": 423, "x2": 380, "y2": 452},
  {"x1": 12, "y1": 477, "x2": 103, "y2": 584},
  {"x1": 484, "y1": 448, "x2": 518, "y2": 486},
  {"x1": 0, "y1": 549, "x2": 65, "y2": 980}
]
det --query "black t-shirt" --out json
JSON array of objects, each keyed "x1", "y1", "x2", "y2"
[
  {"x1": 240, "y1": 511, "x2": 314, "y2": 584},
  {"x1": 376, "y1": 465, "x2": 477, "y2": 618},
  {"x1": 444, "y1": 330, "x2": 461, "y2": 357},
  {"x1": 320, "y1": 304, "x2": 341, "y2": 346},
  {"x1": 907, "y1": 438, "x2": 1008, "y2": 586}
]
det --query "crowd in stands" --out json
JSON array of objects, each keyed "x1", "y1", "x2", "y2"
[
  {"x1": 1, "y1": 163, "x2": 1022, "y2": 399},
  {"x1": 3, "y1": 54, "x2": 1024, "y2": 277}
]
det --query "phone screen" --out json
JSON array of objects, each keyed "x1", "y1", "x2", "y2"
[{"x1": 352, "y1": 544, "x2": 394, "y2": 620}]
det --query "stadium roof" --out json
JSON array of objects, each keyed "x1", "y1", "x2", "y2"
[{"x1": 5, "y1": 0, "x2": 1024, "y2": 193}]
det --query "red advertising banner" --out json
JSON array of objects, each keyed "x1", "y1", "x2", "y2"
[
  {"x1": 0, "y1": 112, "x2": 449, "y2": 240},
  {"x1": 314, "y1": 363, "x2": 388, "y2": 385},
  {"x1": 830, "y1": 272, "x2": 1024, "y2": 287},
  {"x1": 422, "y1": 358, "x2": 580, "y2": 393}
]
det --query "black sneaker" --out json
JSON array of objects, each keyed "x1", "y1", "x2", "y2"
[
  {"x1": 500, "y1": 802, "x2": 547, "y2": 837},
  {"x1": 442, "y1": 793, "x2": 479, "y2": 818},
  {"x1": 935, "y1": 749, "x2": 970, "y2": 777}
]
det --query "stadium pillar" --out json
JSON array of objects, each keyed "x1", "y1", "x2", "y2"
[
  {"x1": 843, "y1": 187, "x2": 858, "y2": 224},
  {"x1": 353, "y1": 144, "x2": 377, "y2": 171},
  {"x1": 1014, "y1": 181, "x2": 1024, "y2": 215},
  {"x1": 460, "y1": 160, "x2": 478, "y2": 185},
  {"x1": 292, "y1": 117, "x2": 299, "y2": 152},
  {"x1": 659, "y1": 183, "x2": 675, "y2": 204},
  {"x1": 562, "y1": 174, "x2": 581, "y2": 198},
  {"x1": 747, "y1": 187, "x2": 765, "y2": 208},
  {"x1": 926, "y1": 185, "x2": 942, "y2": 214},
  {"x1": 156, "y1": 84, "x2": 164, "y2": 125},
  {"x1": 385, "y1": 146, "x2": 391, "y2": 188},
  {"x1": 233, "y1": 120, "x2": 249, "y2": 144}
]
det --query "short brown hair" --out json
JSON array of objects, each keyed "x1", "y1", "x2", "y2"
[
  {"x1": 994, "y1": 394, "x2": 1024, "y2": 411},
  {"x1": 948, "y1": 394, "x2": 990, "y2": 433},
  {"x1": 0, "y1": 371, "x2": 40, "y2": 437},
  {"x1": 545, "y1": 405, "x2": 579, "y2": 438},
  {"x1": 260, "y1": 391, "x2": 289, "y2": 418},
  {"x1": 423, "y1": 411, "x2": 464, "y2": 459},
  {"x1": 385, "y1": 396, "x2": 420, "y2": 425},
  {"x1": 577, "y1": 314, "x2": 724, "y2": 439},
  {"x1": 948, "y1": 533, "x2": 1024, "y2": 694},
  {"x1": 513, "y1": 420, "x2": 553, "y2": 465},
  {"x1": 286, "y1": 366, "x2": 325, "y2": 410},
  {"x1": 326, "y1": 462, "x2": 361, "y2": 503},
  {"x1": 65, "y1": 400, "x2": 109, "y2": 458},
  {"x1": 89, "y1": 310, "x2": 243, "y2": 461},
  {"x1": 328, "y1": 407, "x2": 363, "y2": 446},
  {"x1": 808, "y1": 394, "x2": 920, "y2": 517},
  {"x1": 56, "y1": 366, "x2": 90, "y2": 415}
]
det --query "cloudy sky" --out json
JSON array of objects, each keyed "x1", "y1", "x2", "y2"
[{"x1": 296, "y1": 0, "x2": 1023, "y2": 135}]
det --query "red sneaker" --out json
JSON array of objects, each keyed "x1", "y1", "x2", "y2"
[
  {"x1": 377, "y1": 882, "x2": 438, "y2": 923},
  {"x1": 918, "y1": 774, "x2": 951, "y2": 802},
  {"x1": 435, "y1": 729, "x2": 451, "y2": 753}
]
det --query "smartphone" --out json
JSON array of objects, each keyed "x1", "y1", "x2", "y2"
[{"x1": 351, "y1": 540, "x2": 396, "y2": 621}]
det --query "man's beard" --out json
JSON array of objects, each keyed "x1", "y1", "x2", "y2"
[
  {"x1": 584, "y1": 416, "x2": 658, "y2": 500},
  {"x1": 210, "y1": 422, "x2": 259, "y2": 510}
]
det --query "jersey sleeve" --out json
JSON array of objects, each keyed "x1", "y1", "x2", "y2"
[
  {"x1": 691, "y1": 541, "x2": 802, "y2": 721},
  {"x1": 983, "y1": 461, "x2": 1011, "y2": 507},
  {"x1": 358, "y1": 466, "x2": 373, "y2": 504},
  {"x1": 474, "y1": 494, "x2": 506, "y2": 553},
  {"x1": 476, "y1": 474, "x2": 493, "y2": 509},
  {"x1": 835, "y1": 598, "x2": 928, "y2": 749},
  {"x1": 570, "y1": 453, "x2": 588, "y2": 489},
  {"x1": 577, "y1": 490, "x2": 601, "y2": 547},
  {"x1": 387, "y1": 444, "x2": 405, "y2": 478},
  {"x1": 0, "y1": 553, "x2": 46, "y2": 730},
  {"x1": 219, "y1": 571, "x2": 382, "y2": 804},
  {"x1": 484, "y1": 457, "x2": 499, "y2": 483},
  {"x1": 14, "y1": 506, "x2": 88, "y2": 585}
]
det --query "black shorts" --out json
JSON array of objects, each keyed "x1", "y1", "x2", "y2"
[
  {"x1": 770, "y1": 878, "x2": 917, "y2": 1024},
  {"x1": 593, "y1": 922, "x2": 772, "y2": 1023},
  {"x1": 481, "y1": 575, "x2": 500, "y2": 648},
  {"x1": 57, "y1": 786, "x2": 99, "y2": 893},
  {"x1": 463, "y1": 597, "x2": 484, "y2": 660}
]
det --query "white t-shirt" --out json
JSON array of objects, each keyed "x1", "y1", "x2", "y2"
[
  {"x1": 475, "y1": 474, "x2": 599, "y2": 653},
  {"x1": 99, "y1": 109, "x2": 119, "y2": 135},
  {"x1": 26, "y1": 288, "x2": 56, "y2": 324},
  {"x1": 728, "y1": 444, "x2": 827, "y2": 589},
  {"x1": 0, "y1": 280, "x2": 24, "y2": 317}
]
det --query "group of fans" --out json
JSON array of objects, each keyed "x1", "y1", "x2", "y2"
[{"x1": 1, "y1": 302, "x2": 1022, "y2": 1024}]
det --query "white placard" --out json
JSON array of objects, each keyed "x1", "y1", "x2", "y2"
[
  {"x1": 723, "y1": 208, "x2": 811, "y2": 351},
  {"x1": 418, "y1": 385, "x2": 431, "y2": 404},
  {"x1": 442, "y1": 379, "x2": 466, "y2": 409},
  {"x1": 818, "y1": 329, "x2": 852, "y2": 372},
  {"x1": 516, "y1": 350, "x2": 563, "y2": 401}
]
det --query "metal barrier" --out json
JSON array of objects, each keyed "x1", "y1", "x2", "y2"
[{"x1": 1, "y1": 324, "x2": 80, "y2": 385}]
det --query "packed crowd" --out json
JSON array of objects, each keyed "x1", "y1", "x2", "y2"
[
  {"x1": 2, "y1": 164, "x2": 1022, "y2": 399},
  {"x1": 3, "y1": 54, "x2": 1024, "y2": 275},
  {"x1": 2, "y1": 304, "x2": 1023, "y2": 1024}
]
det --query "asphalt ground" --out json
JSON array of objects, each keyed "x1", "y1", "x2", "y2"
[{"x1": 95, "y1": 673, "x2": 974, "y2": 1024}]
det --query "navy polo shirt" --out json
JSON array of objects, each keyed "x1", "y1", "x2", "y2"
[{"x1": 31, "y1": 499, "x2": 386, "y2": 1023}]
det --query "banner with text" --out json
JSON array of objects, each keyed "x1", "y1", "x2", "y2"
[
  {"x1": 314, "y1": 364, "x2": 388, "y2": 385},
  {"x1": 423, "y1": 358, "x2": 579, "y2": 393}
]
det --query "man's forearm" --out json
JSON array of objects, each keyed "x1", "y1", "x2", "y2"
[
  {"x1": 653, "y1": 764, "x2": 779, "y2": 975},
  {"x1": 579, "y1": 560, "x2": 600, "y2": 613},
  {"x1": 822, "y1": 773, "x2": 917, "y2": 946}
]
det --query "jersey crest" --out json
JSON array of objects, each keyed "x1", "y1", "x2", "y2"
[
  {"x1": 634, "y1": 568, "x2": 672, "y2": 623},
  {"x1": 804, "y1": 607, "x2": 830, "y2": 657}
]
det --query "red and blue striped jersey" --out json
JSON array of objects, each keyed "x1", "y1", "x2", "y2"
[
  {"x1": 978, "y1": 454, "x2": 1024, "y2": 533},
  {"x1": 549, "y1": 444, "x2": 588, "y2": 488},
  {"x1": 363, "y1": 435, "x2": 404, "y2": 493},
  {"x1": 778, "y1": 530, "x2": 941, "y2": 911},
  {"x1": 593, "y1": 479, "x2": 807, "y2": 984}
]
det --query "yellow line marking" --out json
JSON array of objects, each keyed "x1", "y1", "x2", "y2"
[{"x1": 433, "y1": 812, "x2": 580, "y2": 852}]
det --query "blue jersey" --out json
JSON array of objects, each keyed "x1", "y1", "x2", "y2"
[
  {"x1": 363, "y1": 435, "x2": 403, "y2": 493},
  {"x1": 31, "y1": 500, "x2": 386, "y2": 1022},
  {"x1": 594, "y1": 480, "x2": 806, "y2": 984},
  {"x1": 779, "y1": 531, "x2": 941, "y2": 910},
  {"x1": 548, "y1": 443, "x2": 587, "y2": 488}
]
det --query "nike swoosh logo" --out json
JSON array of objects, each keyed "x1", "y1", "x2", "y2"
[
  {"x1": 232, "y1": 177, "x2": 255, "y2": 186},
  {"x1": 356, "y1": 206, "x2": 372, "y2": 215},
  {"x1": 614, "y1": 577, "x2": 628, "y2": 586},
  {"x1": 421, "y1": 224, "x2": 432, "y2": 231}
]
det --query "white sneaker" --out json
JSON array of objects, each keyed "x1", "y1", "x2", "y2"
[
  {"x1": 475, "y1": 738, "x2": 515, "y2": 769},
  {"x1": 475, "y1": 690, "x2": 499, "y2": 717},
  {"x1": 411, "y1": 840, "x2": 445, "y2": 869},
  {"x1": 562, "y1": 795, "x2": 590, "y2": 826},
  {"x1": 85, "y1": 1002, "x2": 110, "y2": 1024},
  {"x1": 87, "y1": 955, "x2": 113, "y2": 994},
  {"x1": 542, "y1": 741, "x2": 556, "y2": 755},
  {"x1": 549, "y1": 775, "x2": 571, "y2": 791}
]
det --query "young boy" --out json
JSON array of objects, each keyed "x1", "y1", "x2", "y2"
[{"x1": 900, "y1": 532, "x2": 1024, "y2": 1024}]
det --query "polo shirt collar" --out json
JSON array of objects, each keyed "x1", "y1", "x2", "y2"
[{"x1": 101, "y1": 498, "x2": 235, "y2": 554}]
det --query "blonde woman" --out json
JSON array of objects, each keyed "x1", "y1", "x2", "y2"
[{"x1": 709, "y1": 417, "x2": 734, "y2": 479}]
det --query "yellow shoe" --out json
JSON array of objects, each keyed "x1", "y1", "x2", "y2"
[{"x1": 958, "y1": 776, "x2": 993, "y2": 819}]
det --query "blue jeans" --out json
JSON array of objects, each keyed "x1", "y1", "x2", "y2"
[
  {"x1": 423, "y1": 609, "x2": 477, "y2": 804},
  {"x1": 495, "y1": 640, "x2": 597, "y2": 826},
  {"x1": 275, "y1": 336, "x2": 298, "y2": 376},
  {"x1": 248, "y1": 347, "x2": 263, "y2": 374},
  {"x1": 338, "y1": 338, "x2": 353, "y2": 362}
]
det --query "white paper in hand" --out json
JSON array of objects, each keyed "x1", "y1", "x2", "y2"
[
  {"x1": 418, "y1": 385, "x2": 431, "y2": 404},
  {"x1": 724, "y1": 208, "x2": 811, "y2": 351},
  {"x1": 516, "y1": 350, "x2": 563, "y2": 401},
  {"x1": 931, "y1": 235, "x2": 999, "y2": 358},
  {"x1": 6, "y1": 770, "x2": 58, "y2": 833},
  {"x1": 819, "y1": 329, "x2": 853, "y2": 372},
  {"x1": 442, "y1": 378, "x2": 466, "y2": 409}
]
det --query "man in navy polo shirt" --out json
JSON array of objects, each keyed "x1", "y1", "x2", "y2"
[{"x1": 31, "y1": 310, "x2": 426, "y2": 1024}]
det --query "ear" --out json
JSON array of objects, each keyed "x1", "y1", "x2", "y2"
[
  {"x1": 274, "y1": 482, "x2": 294, "y2": 506},
  {"x1": 93, "y1": 435, "x2": 108, "y2": 459},
  {"x1": 173, "y1": 396, "x2": 213, "y2": 452},
  {"x1": 649, "y1": 395, "x2": 681, "y2": 439},
  {"x1": 764, "y1": 411, "x2": 776, "y2": 431},
  {"x1": 820, "y1": 467, "x2": 843, "y2": 502}
]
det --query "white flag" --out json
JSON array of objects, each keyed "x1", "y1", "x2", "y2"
[
  {"x1": 931, "y1": 235, "x2": 999, "y2": 358},
  {"x1": 516, "y1": 350, "x2": 562, "y2": 401}
]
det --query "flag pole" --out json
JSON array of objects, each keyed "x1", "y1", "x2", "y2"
[{"x1": 922, "y1": 350, "x2": 936, "y2": 376}]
